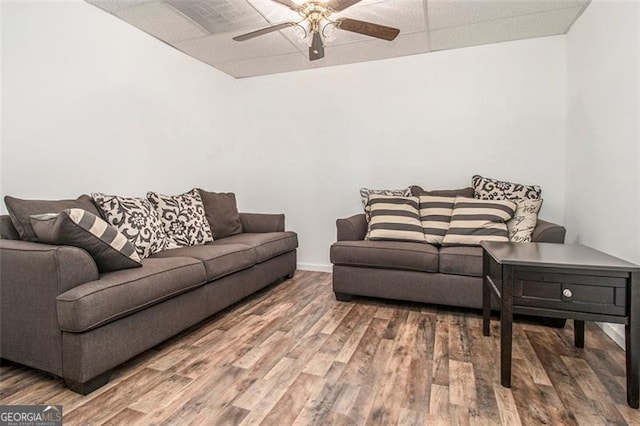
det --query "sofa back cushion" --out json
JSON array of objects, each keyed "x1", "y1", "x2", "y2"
[
  {"x1": 410, "y1": 185, "x2": 474, "y2": 198},
  {"x1": 442, "y1": 197, "x2": 517, "y2": 246},
  {"x1": 147, "y1": 188, "x2": 213, "y2": 247},
  {"x1": 418, "y1": 195, "x2": 455, "y2": 244},
  {"x1": 197, "y1": 190, "x2": 243, "y2": 239},
  {"x1": 31, "y1": 208, "x2": 142, "y2": 273},
  {"x1": 4, "y1": 194, "x2": 100, "y2": 242},
  {"x1": 367, "y1": 195, "x2": 426, "y2": 243},
  {"x1": 91, "y1": 193, "x2": 176, "y2": 259}
]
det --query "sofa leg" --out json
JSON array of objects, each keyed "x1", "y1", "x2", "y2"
[
  {"x1": 334, "y1": 292, "x2": 353, "y2": 302},
  {"x1": 285, "y1": 271, "x2": 295, "y2": 280},
  {"x1": 65, "y1": 370, "x2": 112, "y2": 395}
]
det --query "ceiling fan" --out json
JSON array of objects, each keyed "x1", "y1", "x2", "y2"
[{"x1": 233, "y1": 0, "x2": 400, "y2": 61}]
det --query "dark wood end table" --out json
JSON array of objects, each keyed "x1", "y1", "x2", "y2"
[{"x1": 481, "y1": 241, "x2": 640, "y2": 408}]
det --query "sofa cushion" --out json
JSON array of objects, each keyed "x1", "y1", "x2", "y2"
[
  {"x1": 91, "y1": 193, "x2": 177, "y2": 259},
  {"x1": 330, "y1": 240, "x2": 439, "y2": 273},
  {"x1": 410, "y1": 185, "x2": 475, "y2": 198},
  {"x1": 31, "y1": 209, "x2": 142, "y2": 273},
  {"x1": 472, "y1": 175, "x2": 542, "y2": 200},
  {"x1": 151, "y1": 244, "x2": 256, "y2": 281},
  {"x1": 367, "y1": 195, "x2": 426, "y2": 243},
  {"x1": 198, "y1": 190, "x2": 243, "y2": 239},
  {"x1": 442, "y1": 197, "x2": 516, "y2": 246},
  {"x1": 56, "y1": 257, "x2": 207, "y2": 333},
  {"x1": 147, "y1": 188, "x2": 213, "y2": 247},
  {"x1": 4, "y1": 194, "x2": 100, "y2": 242},
  {"x1": 439, "y1": 246, "x2": 483, "y2": 277},
  {"x1": 213, "y1": 232, "x2": 298, "y2": 263}
]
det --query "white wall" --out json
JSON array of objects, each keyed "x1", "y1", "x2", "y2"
[
  {"x1": 1, "y1": 1, "x2": 237, "y2": 199},
  {"x1": 1, "y1": 1, "x2": 567, "y2": 270},
  {"x1": 566, "y1": 0, "x2": 640, "y2": 346}
]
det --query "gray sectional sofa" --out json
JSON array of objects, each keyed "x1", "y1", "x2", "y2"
[
  {"x1": 330, "y1": 213, "x2": 566, "y2": 308},
  {"x1": 0, "y1": 212, "x2": 297, "y2": 394}
]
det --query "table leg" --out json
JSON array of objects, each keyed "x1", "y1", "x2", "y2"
[
  {"x1": 501, "y1": 265, "x2": 513, "y2": 388},
  {"x1": 483, "y1": 250, "x2": 491, "y2": 337},
  {"x1": 574, "y1": 320, "x2": 585, "y2": 348},
  {"x1": 626, "y1": 271, "x2": 639, "y2": 408}
]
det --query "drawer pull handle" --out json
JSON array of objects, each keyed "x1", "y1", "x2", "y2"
[{"x1": 563, "y1": 289, "x2": 573, "y2": 298}]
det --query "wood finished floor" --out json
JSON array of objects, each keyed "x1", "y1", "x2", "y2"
[{"x1": 1, "y1": 270, "x2": 639, "y2": 425}]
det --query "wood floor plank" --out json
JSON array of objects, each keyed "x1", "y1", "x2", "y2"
[
  {"x1": 493, "y1": 384, "x2": 522, "y2": 426},
  {"x1": 260, "y1": 372, "x2": 322, "y2": 425},
  {"x1": 100, "y1": 408, "x2": 146, "y2": 425},
  {"x1": 1, "y1": 271, "x2": 636, "y2": 426}
]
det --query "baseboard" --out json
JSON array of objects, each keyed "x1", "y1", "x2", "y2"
[
  {"x1": 596, "y1": 322, "x2": 625, "y2": 349},
  {"x1": 297, "y1": 263, "x2": 332, "y2": 273}
]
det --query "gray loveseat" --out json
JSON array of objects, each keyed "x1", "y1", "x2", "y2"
[
  {"x1": 0, "y1": 212, "x2": 297, "y2": 394},
  {"x1": 330, "y1": 213, "x2": 565, "y2": 308}
]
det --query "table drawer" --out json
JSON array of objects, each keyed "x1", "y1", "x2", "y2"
[{"x1": 513, "y1": 270, "x2": 627, "y2": 316}]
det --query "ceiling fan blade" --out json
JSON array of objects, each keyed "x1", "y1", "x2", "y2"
[
  {"x1": 270, "y1": 0, "x2": 301, "y2": 11},
  {"x1": 309, "y1": 32, "x2": 324, "y2": 61},
  {"x1": 337, "y1": 18, "x2": 400, "y2": 41},
  {"x1": 233, "y1": 22, "x2": 296, "y2": 41},
  {"x1": 327, "y1": 0, "x2": 362, "y2": 12}
]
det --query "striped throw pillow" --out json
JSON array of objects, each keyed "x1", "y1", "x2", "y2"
[
  {"x1": 418, "y1": 195, "x2": 455, "y2": 244},
  {"x1": 367, "y1": 195, "x2": 426, "y2": 243},
  {"x1": 360, "y1": 187, "x2": 411, "y2": 221},
  {"x1": 442, "y1": 197, "x2": 517, "y2": 246},
  {"x1": 31, "y1": 208, "x2": 142, "y2": 272}
]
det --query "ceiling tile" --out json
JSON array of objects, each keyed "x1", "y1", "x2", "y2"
[
  {"x1": 174, "y1": 31, "x2": 299, "y2": 64},
  {"x1": 86, "y1": 0, "x2": 155, "y2": 14},
  {"x1": 112, "y1": 2, "x2": 210, "y2": 43},
  {"x1": 430, "y1": 5, "x2": 585, "y2": 51},
  {"x1": 167, "y1": 0, "x2": 267, "y2": 35},
  {"x1": 427, "y1": 0, "x2": 589, "y2": 30},
  {"x1": 214, "y1": 51, "x2": 309, "y2": 78}
]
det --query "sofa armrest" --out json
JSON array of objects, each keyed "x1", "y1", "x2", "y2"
[
  {"x1": 0, "y1": 240, "x2": 99, "y2": 375},
  {"x1": 337, "y1": 214, "x2": 367, "y2": 241},
  {"x1": 531, "y1": 219, "x2": 567, "y2": 244},
  {"x1": 239, "y1": 213, "x2": 285, "y2": 233}
]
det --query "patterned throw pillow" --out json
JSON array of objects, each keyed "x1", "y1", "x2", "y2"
[
  {"x1": 30, "y1": 208, "x2": 142, "y2": 272},
  {"x1": 442, "y1": 197, "x2": 517, "y2": 246},
  {"x1": 91, "y1": 193, "x2": 175, "y2": 259},
  {"x1": 360, "y1": 187, "x2": 411, "y2": 221},
  {"x1": 147, "y1": 189, "x2": 213, "y2": 247},
  {"x1": 472, "y1": 175, "x2": 542, "y2": 200},
  {"x1": 508, "y1": 198, "x2": 543, "y2": 242},
  {"x1": 418, "y1": 195, "x2": 455, "y2": 244},
  {"x1": 366, "y1": 195, "x2": 426, "y2": 243}
]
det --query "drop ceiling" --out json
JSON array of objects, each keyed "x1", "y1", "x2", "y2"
[{"x1": 86, "y1": 0, "x2": 591, "y2": 78}]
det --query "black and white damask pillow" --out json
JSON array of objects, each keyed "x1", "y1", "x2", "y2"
[
  {"x1": 91, "y1": 193, "x2": 176, "y2": 259},
  {"x1": 147, "y1": 188, "x2": 213, "y2": 247},
  {"x1": 472, "y1": 175, "x2": 542, "y2": 200}
]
